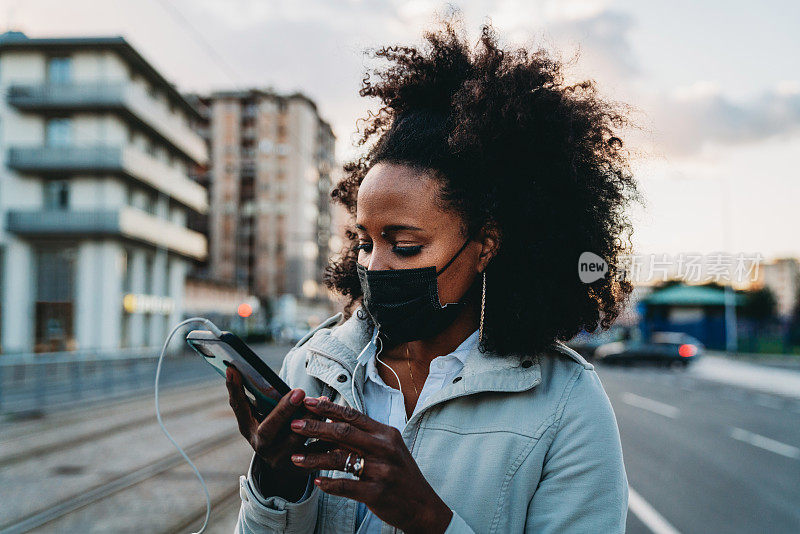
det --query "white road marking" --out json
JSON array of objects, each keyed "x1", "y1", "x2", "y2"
[
  {"x1": 622, "y1": 392, "x2": 680, "y2": 419},
  {"x1": 628, "y1": 487, "x2": 682, "y2": 534},
  {"x1": 753, "y1": 394, "x2": 783, "y2": 410},
  {"x1": 690, "y1": 355, "x2": 800, "y2": 400},
  {"x1": 730, "y1": 427, "x2": 800, "y2": 459}
]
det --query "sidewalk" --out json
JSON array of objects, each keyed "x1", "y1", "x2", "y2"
[
  {"x1": 705, "y1": 349, "x2": 800, "y2": 370},
  {"x1": 689, "y1": 354, "x2": 800, "y2": 399}
]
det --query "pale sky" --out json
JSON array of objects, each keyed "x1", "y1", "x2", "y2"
[{"x1": 3, "y1": 0, "x2": 798, "y2": 260}]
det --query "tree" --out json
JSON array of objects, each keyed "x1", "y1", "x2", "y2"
[{"x1": 741, "y1": 286, "x2": 778, "y2": 322}]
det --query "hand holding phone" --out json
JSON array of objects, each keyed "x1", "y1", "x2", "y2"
[
  {"x1": 186, "y1": 329, "x2": 291, "y2": 417},
  {"x1": 225, "y1": 366, "x2": 333, "y2": 501},
  {"x1": 225, "y1": 366, "x2": 331, "y2": 475},
  {"x1": 186, "y1": 329, "x2": 334, "y2": 472}
]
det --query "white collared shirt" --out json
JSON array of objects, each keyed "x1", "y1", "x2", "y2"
[{"x1": 353, "y1": 325, "x2": 480, "y2": 533}]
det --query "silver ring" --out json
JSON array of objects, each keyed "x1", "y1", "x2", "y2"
[
  {"x1": 344, "y1": 453, "x2": 354, "y2": 473},
  {"x1": 352, "y1": 456, "x2": 365, "y2": 477},
  {"x1": 343, "y1": 453, "x2": 365, "y2": 478}
]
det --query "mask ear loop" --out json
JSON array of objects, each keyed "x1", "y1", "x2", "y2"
[{"x1": 435, "y1": 237, "x2": 473, "y2": 276}]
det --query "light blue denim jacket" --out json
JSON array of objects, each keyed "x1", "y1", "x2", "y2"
[{"x1": 235, "y1": 305, "x2": 628, "y2": 533}]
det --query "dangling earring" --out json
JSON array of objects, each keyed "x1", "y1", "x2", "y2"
[{"x1": 479, "y1": 270, "x2": 486, "y2": 344}]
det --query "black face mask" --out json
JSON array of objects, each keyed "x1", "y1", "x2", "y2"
[{"x1": 356, "y1": 237, "x2": 474, "y2": 345}]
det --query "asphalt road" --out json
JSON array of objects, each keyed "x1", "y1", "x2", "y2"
[{"x1": 596, "y1": 362, "x2": 800, "y2": 534}]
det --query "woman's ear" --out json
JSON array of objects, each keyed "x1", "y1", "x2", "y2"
[{"x1": 476, "y1": 222, "x2": 501, "y2": 273}]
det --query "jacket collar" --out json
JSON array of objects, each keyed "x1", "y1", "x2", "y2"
[{"x1": 302, "y1": 305, "x2": 542, "y2": 410}]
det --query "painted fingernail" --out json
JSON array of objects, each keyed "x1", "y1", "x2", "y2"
[
  {"x1": 320, "y1": 396, "x2": 330, "y2": 402},
  {"x1": 290, "y1": 390, "x2": 304, "y2": 405},
  {"x1": 314, "y1": 478, "x2": 322, "y2": 486},
  {"x1": 291, "y1": 454, "x2": 304, "y2": 463},
  {"x1": 304, "y1": 397, "x2": 318, "y2": 406},
  {"x1": 290, "y1": 419, "x2": 305, "y2": 430}
]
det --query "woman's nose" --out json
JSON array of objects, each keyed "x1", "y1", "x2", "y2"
[{"x1": 367, "y1": 247, "x2": 391, "y2": 271}]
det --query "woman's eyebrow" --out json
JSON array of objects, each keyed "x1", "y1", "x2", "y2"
[
  {"x1": 355, "y1": 223, "x2": 424, "y2": 232},
  {"x1": 385, "y1": 224, "x2": 424, "y2": 232}
]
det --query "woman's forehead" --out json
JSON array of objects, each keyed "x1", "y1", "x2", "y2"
[{"x1": 356, "y1": 163, "x2": 443, "y2": 228}]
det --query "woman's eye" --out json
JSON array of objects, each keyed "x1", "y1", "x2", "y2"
[
  {"x1": 353, "y1": 243, "x2": 422, "y2": 257},
  {"x1": 393, "y1": 245, "x2": 422, "y2": 257}
]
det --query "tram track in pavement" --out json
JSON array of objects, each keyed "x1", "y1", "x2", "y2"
[
  {"x1": 164, "y1": 484, "x2": 243, "y2": 534},
  {"x1": 0, "y1": 393, "x2": 222, "y2": 468},
  {"x1": 0, "y1": 430, "x2": 241, "y2": 534}
]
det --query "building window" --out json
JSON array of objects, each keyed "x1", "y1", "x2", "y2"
[
  {"x1": 46, "y1": 118, "x2": 72, "y2": 147},
  {"x1": 158, "y1": 254, "x2": 168, "y2": 297},
  {"x1": 122, "y1": 248, "x2": 134, "y2": 293},
  {"x1": 165, "y1": 259, "x2": 173, "y2": 297},
  {"x1": 121, "y1": 311, "x2": 131, "y2": 349},
  {"x1": 47, "y1": 56, "x2": 72, "y2": 84},
  {"x1": 44, "y1": 181, "x2": 70, "y2": 210},
  {"x1": 144, "y1": 253, "x2": 155, "y2": 295},
  {"x1": 34, "y1": 247, "x2": 76, "y2": 352},
  {"x1": 141, "y1": 191, "x2": 157, "y2": 215}
]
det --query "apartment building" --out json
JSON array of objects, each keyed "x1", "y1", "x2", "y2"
[
  {"x1": 758, "y1": 258, "x2": 800, "y2": 318},
  {"x1": 0, "y1": 31, "x2": 208, "y2": 353},
  {"x1": 188, "y1": 90, "x2": 337, "y2": 322}
]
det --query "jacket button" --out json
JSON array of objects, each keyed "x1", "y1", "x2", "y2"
[
  {"x1": 521, "y1": 360, "x2": 533, "y2": 368},
  {"x1": 452, "y1": 376, "x2": 462, "y2": 383},
  {"x1": 337, "y1": 374, "x2": 348, "y2": 383}
]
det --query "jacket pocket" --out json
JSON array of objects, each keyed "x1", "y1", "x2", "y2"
[{"x1": 413, "y1": 423, "x2": 549, "y2": 533}]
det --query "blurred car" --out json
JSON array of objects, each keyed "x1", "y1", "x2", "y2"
[
  {"x1": 270, "y1": 324, "x2": 312, "y2": 345},
  {"x1": 567, "y1": 325, "x2": 631, "y2": 361},
  {"x1": 593, "y1": 331, "x2": 704, "y2": 368}
]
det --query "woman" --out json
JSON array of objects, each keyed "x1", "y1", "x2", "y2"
[{"x1": 229, "y1": 14, "x2": 638, "y2": 534}]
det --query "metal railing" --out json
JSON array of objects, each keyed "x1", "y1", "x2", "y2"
[
  {"x1": 6, "y1": 145, "x2": 208, "y2": 212},
  {"x1": 7, "y1": 145, "x2": 122, "y2": 172},
  {"x1": 7, "y1": 82, "x2": 207, "y2": 164},
  {"x1": 6, "y1": 207, "x2": 208, "y2": 260},
  {"x1": 0, "y1": 346, "x2": 216, "y2": 416}
]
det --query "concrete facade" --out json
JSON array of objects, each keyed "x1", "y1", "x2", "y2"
[
  {"x1": 187, "y1": 90, "x2": 337, "y2": 320},
  {"x1": 0, "y1": 32, "x2": 208, "y2": 353}
]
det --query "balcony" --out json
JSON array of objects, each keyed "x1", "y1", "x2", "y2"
[
  {"x1": 7, "y1": 83, "x2": 207, "y2": 164},
  {"x1": 7, "y1": 145, "x2": 208, "y2": 213},
  {"x1": 5, "y1": 207, "x2": 207, "y2": 260}
]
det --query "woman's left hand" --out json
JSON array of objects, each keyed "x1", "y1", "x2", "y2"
[{"x1": 288, "y1": 396, "x2": 453, "y2": 534}]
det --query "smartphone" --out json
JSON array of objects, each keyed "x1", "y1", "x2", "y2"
[
  {"x1": 185, "y1": 329, "x2": 333, "y2": 451},
  {"x1": 186, "y1": 329, "x2": 288, "y2": 416}
]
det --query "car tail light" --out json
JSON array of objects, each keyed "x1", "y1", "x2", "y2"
[{"x1": 679, "y1": 344, "x2": 697, "y2": 358}]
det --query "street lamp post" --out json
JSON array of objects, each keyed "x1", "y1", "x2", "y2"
[{"x1": 721, "y1": 176, "x2": 738, "y2": 353}]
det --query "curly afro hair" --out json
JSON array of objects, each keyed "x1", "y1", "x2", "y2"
[{"x1": 323, "y1": 13, "x2": 641, "y2": 358}]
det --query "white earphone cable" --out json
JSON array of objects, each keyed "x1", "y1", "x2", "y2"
[
  {"x1": 155, "y1": 317, "x2": 224, "y2": 534},
  {"x1": 373, "y1": 336, "x2": 410, "y2": 424}
]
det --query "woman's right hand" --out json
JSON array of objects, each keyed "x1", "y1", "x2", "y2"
[{"x1": 225, "y1": 366, "x2": 324, "y2": 474}]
